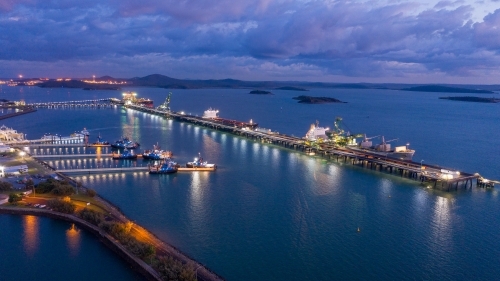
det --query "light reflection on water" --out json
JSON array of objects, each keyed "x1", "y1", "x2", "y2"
[
  {"x1": 66, "y1": 223, "x2": 81, "y2": 256},
  {"x1": 23, "y1": 215, "x2": 39, "y2": 257}
]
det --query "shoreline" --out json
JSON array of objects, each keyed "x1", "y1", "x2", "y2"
[{"x1": 1, "y1": 151, "x2": 224, "y2": 281}]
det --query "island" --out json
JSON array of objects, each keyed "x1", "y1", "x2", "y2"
[
  {"x1": 274, "y1": 86, "x2": 308, "y2": 91},
  {"x1": 249, "y1": 90, "x2": 273, "y2": 95},
  {"x1": 292, "y1": 95, "x2": 346, "y2": 104},
  {"x1": 402, "y1": 85, "x2": 494, "y2": 94},
  {"x1": 439, "y1": 96, "x2": 500, "y2": 103}
]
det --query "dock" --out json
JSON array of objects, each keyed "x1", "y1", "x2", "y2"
[{"x1": 123, "y1": 103, "x2": 484, "y2": 191}]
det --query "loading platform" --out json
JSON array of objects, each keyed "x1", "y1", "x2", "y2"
[{"x1": 123, "y1": 103, "x2": 485, "y2": 191}]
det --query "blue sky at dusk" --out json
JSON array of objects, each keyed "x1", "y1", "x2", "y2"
[{"x1": 1, "y1": 0, "x2": 500, "y2": 83}]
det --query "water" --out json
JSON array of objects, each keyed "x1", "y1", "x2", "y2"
[
  {"x1": 0, "y1": 85, "x2": 499, "y2": 280},
  {"x1": 0, "y1": 215, "x2": 145, "y2": 281}
]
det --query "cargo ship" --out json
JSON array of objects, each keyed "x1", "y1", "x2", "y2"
[
  {"x1": 346, "y1": 135, "x2": 415, "y2": 161},
  {"x1": 202, "y1": 108, "x2": 258, "y2": 129},
  {"x1": 122, "y1": 92, "x2": 154, "y2": 108}
]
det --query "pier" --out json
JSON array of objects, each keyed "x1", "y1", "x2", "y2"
[
  {"x1": 123, "y1": 103, "x2": 484, "y2": 191},
  {"x1": 26, "y1": 98, "x2": 115, "y2": 108}
]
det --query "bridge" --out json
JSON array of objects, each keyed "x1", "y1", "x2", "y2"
[{"x1": 27, "y1": 98, "x2": 116, "y2": 108}]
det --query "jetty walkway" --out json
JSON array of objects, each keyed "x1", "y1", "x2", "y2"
[
  {"x1": 27, "y1": 98, "x2": 115, "y2": 108},
  {"x1": 124, "y1": 104, "x2": 485, "y2": 191}
]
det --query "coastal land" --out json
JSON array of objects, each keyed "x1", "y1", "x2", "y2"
[
  {"x1": 25, "y1": 74, "x2": 499, "y2": 92},
  {"x1": 0, "y1": 149, "x2": 223, "y2": 281}
]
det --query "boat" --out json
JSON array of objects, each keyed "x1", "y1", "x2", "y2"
[
  {"x1": 347, "y1": 135, "x2": 415, "y2": 161},
  {"x1": 90, "y1": 134, "x2": 110, "y2": 147},
  {"x1": 110, "y1": 137, "x2": 140, "y2": 149},
  {"x1": 142, "y1": 144, "x2": 173, "y2": 160},
  {"x1": 186, "y1": 153, "x2": 217, "y2": 169},
  {"x1": 202, "y1": 108, "x2": 219, "y2": 119},
  {"x1": 304, "y1": 121, "x2": 329, "y2": 141},
  {"x1": 40, "y1": 128, "x2": 89, "y2": 143},
  {"x1": 149, "y1": 159, "x2": 178, "y2": 174},
  {"x1": 112, "y1": 148, "x2": 137, "y2": 160}
]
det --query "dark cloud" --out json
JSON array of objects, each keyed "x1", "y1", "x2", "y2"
[{"x1": 0, "y1": 0, "x2": 499, "y2": 82}]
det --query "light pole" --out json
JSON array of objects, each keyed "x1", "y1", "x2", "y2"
[
  {"x1": 0, "y1": 166, "x2": 3, "y2": 177},
  {"x1": 420, "y1": 159, "x2": 424, "y2": 170},
  {"x1": 20, "y1": 151, "x2": 25, "y2": 161}
]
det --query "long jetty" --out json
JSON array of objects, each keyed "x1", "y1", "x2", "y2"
[{"x1": 123, "y1": 103, "x2": 486, "y2": 191}]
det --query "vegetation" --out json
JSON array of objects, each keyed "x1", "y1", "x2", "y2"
[
  {"x1": 0, "y1": 181, "x2": 13, "y2": 191},
  {"x1": 153, "y1": 256, "x2": 196, "y2": 281},
  {"x1": 78, "y1": 208, "x2": 104, "y2": 226},
  {"x1": 8, "y1": 193, "x2": 22, "y2": 203},
  {"x1": 35, "y1": 179, "x2": 75, "y2": 196},
  {"x1": 100, "y1": 221, "x2": 156, "y2": 260},
  {"x1": 25, "y1": 179, "x2": 34, "y2": 190},
  {"x1": 86, "y1": 188, "x2": 97, "y2": 197},
  {"x1": 47, "y1": 199, "x2": 76, "y2": 214}
]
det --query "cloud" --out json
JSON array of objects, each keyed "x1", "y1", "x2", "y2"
[{"x1": 1, "y1": 0, "x2": 500, "y2": 82}]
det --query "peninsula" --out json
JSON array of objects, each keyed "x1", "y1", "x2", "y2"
[
  {"x1": 292, "y1": 95, "x2": 346, "y2": 104},
  {"x1": 274, "y1": 86, "x2": 308, "y2": 91}
]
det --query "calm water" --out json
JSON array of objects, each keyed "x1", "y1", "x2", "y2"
[
  {"x1": 0, "y1": 215, "x2": 145, "y2": 281},
  {"x1": 0, "y1": 85, "x2": 499, "y2": 280}
]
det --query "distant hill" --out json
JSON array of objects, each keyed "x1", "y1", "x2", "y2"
[
  {"x1": 402, "y1": 85, "x2": 494, "y2": 94},
  {"x1": 274, "y1": 86, "x2": 308, "y2": 91},
  {"x1": 39, "y1": 80, "x2": 120, "y2": 90}
]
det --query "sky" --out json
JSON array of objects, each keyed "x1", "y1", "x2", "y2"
[{"x1": 1, "y1": 0, "x2": 500, "y2": 83}]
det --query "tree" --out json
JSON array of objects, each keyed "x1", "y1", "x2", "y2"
[
  {"x1": 47, "y1": 199, "x2": 76, "y2": 214},
  {"x1": 86, "y1": 188, "x2": 96, "y2": 197},
  {"x1": 0, "y1": 181, "x2": 13, "y2": 191},
  {"x1": 25, "y1": 178, "x2": 34, "y2": 190},
  {"x1": 8, "y1": 193, "x2": 22, "y2": 203}
]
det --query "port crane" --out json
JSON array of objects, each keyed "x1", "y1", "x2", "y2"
[{"x1": 156, "y1": 92, "x2": 172, "y2": 112}]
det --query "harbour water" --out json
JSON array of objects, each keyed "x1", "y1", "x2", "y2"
[
  {"x1": 0, "y1": 86, "x2": 499, "y2": 280},
  {"x1": 0, "y1": 215, "x2": 145, "y2": 281}
]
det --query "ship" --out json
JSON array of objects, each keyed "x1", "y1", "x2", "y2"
[
  {"x1": 41, "y1": 128, "x2": 89, "y2": 143},
  {"x1": 112, "y1": 148, "x2": 137, "y2": 160},
  {"x1": 305, "y1": 121, "x2": 329, "y2": 141},
  {"x1": 142, "y1": 144, "x2": 173, "y2": 160},
  {"x1": 149, "y1": 159, "x2": 178, "y2": 174},
  {"x1": 90, "y1": 134, "x2": 110, "y2": 147},
  {"x1": 186, "y1": 153, "x2": 217, "y2": 170},
  {"x1": 201, "y1": 108, "x2": 258, "y2": 129},
  {"x1": 122, "y1": 92, "x2": 154, "y2": 108},
  {"x1": 347, "y1": 135, "x2": 415, "y2": 161},
  {"x1": 110, "y1": 137, "x2": 140, "y2": 149}
]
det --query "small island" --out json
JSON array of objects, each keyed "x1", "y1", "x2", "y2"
[
  {"x1": 249, "y1": 90, "x2": 273, "y2": 95},
  {"x1": 439, "y1": 96, "x2": 500, "y2": 103},
  {"x1": 274, "y1": 86, "x2": 308, "y2": 91},
  {"x1": 292, "y1": 95, "x2": 346, "y2": 104},
  {"x1": 402, "y1": 85, "x2": 494, "y2": 94}
]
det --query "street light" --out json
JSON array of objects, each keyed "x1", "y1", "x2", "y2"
[
  {"x1": 19, "y1": 151, "x2": 26, "y2": 160},
  {"x1": 420, "y1": 159, "x2": 424, "y2": 170},
  {"x1": 0, "y1": 166, "x2": 4, "y2": 177}
]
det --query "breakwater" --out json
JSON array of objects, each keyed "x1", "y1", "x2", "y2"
[{"x1": 124, "y1": 104, "x2": 487, "y2": 191}]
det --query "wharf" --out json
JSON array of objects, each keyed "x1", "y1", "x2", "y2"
[
  {"x1": 124, "y1": 104, "x2": 483, "y2": 191},
  {"x1": 34, "y1": 154, "x2": 113, "y2": 158},
  {"x1": 57, "y1": 166, "x2": 216, "y2": 174}
]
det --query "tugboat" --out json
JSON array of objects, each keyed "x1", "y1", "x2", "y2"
[
  {"x1": 112, "y1": 148, "x2": 137, "y2": 160},
  {"x1": 149, "y1": 159, "x2": 178, "y2": 174},
  {"x1": 110, "y1": 137, "x2": 140, "y2": 149},
  {"x1": 91, "y1": 134, "x2": 110, "y2": 147},
  {"x1": 186, "y1": 153, "x2": 216, "y2": 169},
  {"x1": 142, "y1": 144, "x2": 173, "y2": 160}
]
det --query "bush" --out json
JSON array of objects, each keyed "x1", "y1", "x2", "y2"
[
  {"x1": 78, "y1": 208, "x2": 104, "y2": 226},
  {"x1": 86, "y1": 188, "x2": 97, "y2": 197},
  {"x1": 153, "y1": 256, "x2": 196, "y2": 281},
  {"x1": 8, "y1": 193, "x2": 22, "y2": 203},
  {"x1": 47, "y1": 199, "x2": 76, "y2": 214},
  {"x1": 51, "y1": 185, "x2": 74, "y2": 196},
  {"x1": 0, "y1": 181, "x2": 13, "y2": 191},
  {"x1": 100, "y1": 221, "x2": 129, "y2": 240}
]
